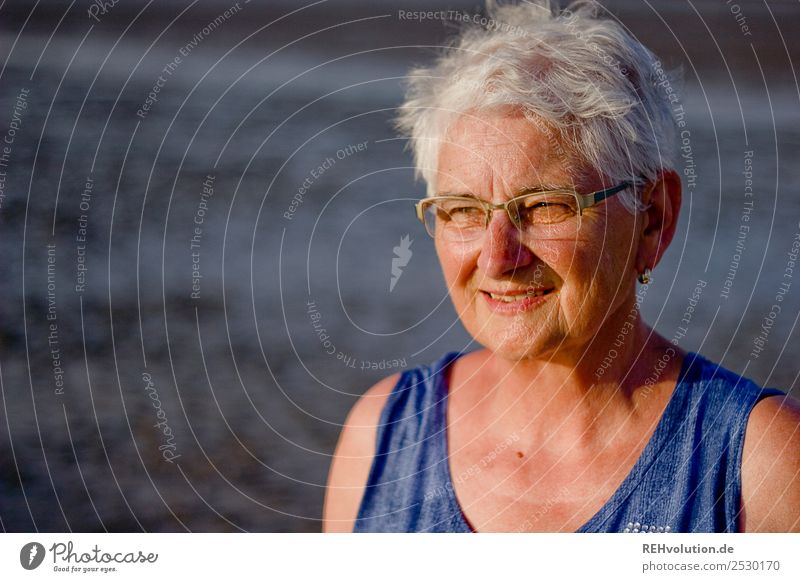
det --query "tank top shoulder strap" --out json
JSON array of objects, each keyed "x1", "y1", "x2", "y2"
[
  {"x1": 687, "y1": 353, "x2": 784, "y2": 531},
  {"x1": 353, "y1": 351, "x2": 469, "y2": 532},
  {"x1": 376, "y1": 351, "x2": 461, "y2": 445},
  {"x1": 580, "y1": 351, "x2": 785, "y2": 533}
]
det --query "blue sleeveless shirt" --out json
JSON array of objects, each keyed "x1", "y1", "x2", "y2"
[{"x1": 353, "y1": 351, "x2": 784, "y2": 533}]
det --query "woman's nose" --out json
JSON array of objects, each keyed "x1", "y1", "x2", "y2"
[{"x1": 475, "y1": 210, "x2": 534, "y2": 278}]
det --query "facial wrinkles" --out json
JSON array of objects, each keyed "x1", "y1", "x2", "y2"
[{"x1": 447, "y1": 117, "x2": 554, "y2": 199}]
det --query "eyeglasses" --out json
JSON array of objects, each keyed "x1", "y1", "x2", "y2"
[{"x1": 415, "y1": 182, "x2": 635, "y2": 241}]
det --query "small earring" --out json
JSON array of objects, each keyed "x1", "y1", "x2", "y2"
[{"x1": 638, "y1": 267, "x2": 652, "y2": 285}]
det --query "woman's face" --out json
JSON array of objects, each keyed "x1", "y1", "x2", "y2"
[{"x1": 434, "y1": 109, "x2": 642, "y2": 361}]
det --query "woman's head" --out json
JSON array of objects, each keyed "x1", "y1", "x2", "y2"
[{"x1": 401, "y1": 1, "x2": 682, "y2": 360}]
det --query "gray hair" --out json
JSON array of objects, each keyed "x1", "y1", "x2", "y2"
[{"x1": 396, "y1": 0, "x2": 680, "y2": 212}]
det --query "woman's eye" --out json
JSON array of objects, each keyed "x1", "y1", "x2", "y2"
[
  {"x1": 521, "y1": 201, "x2": 576, "y2": 223},
  {"x1": 439, "y1": 205, "x2": 482, "y2": 221},
  {"x1": 534, "y1": 202, "x2": 569, "y2": 210}
]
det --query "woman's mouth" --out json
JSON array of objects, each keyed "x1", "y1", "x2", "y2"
[{"x1": 480, "y1": 287, "x2": 555, "y2": 313}]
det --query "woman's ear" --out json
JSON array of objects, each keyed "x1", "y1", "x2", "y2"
[{"x1": 636, "y1": 169, "x2": 682, "y2": 274}]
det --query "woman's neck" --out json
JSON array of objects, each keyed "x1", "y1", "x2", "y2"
[{"x1": 465, "y1": 313, "x2": 684, "y2": 451}]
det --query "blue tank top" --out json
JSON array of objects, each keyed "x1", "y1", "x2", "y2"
[{"x1": 353, "y1": 350, "x2": 784, "y2": 533}]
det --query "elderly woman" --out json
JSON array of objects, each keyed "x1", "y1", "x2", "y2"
[{"x1": 323, "y1": 1, "x2": 799, "y2": 533}]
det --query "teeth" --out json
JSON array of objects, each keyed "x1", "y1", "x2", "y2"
[{"x1": 488, "y1": 289, "x2": 549, "y2": 301}]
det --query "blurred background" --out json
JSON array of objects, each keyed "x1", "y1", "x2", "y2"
[{"x1": 0, "y1": 0, "x2": 798, "y2": 532}]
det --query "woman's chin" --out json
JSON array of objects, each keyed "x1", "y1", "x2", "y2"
[{"x1": 472, "y1": 321, "x2": 558, "y2": 361}]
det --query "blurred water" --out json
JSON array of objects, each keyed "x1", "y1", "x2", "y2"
[{"x1": 0, "y1": 0, "x2": 798, "y2": 532}]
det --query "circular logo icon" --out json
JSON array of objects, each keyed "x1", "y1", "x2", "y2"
[{"x1": 20, "y1": 542, "x2": 46, "y2": 570}]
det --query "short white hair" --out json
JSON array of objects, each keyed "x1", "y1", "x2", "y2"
[{"x1": 396, "y1": 0, "x2": 679, "y2": 212}]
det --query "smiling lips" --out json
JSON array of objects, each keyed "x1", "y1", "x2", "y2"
[
  {"x1": 480, "y1": 287, "x2": 556, "y2": 312},
  {"x1": 484, "y1": 287, "x2": 553, "y2": 301}
]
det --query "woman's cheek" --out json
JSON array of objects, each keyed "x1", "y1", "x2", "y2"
[
  {"x1": 438, "y1": 237, "x2": 479, "y2": 261},
  {"x1": 533, "y1": 240, "x2": 572, "y2": 269},
  {"x1": 437, "y1": 242, "x2": 478, "y2": 280}
]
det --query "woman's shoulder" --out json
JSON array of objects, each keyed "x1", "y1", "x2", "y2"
[
  {"x1": 349, "y1": 372, "x2": 403, "y2": 426},
  {"x1": 333, "y1": 350, "x2": 466, "y2": 465},
  {"x1": 741, "y1": 393, "x2": 800, "y2": 531},
  {"x1": 323, "y1": 373, "x2": 400, "y2": 532},
  {"x1": 359, "y1": 351, "x2": 466, "y2": 421},
  {"x1": 340, "y1": 350, "x2": 462, "y2": 434},
  {"x1": 685, "y1": 352, "x2": 799, "y2": 531},
  {"x1": 677, "y1": 351, "x2": 788, "y2": 432},
  {"x1": 323, "y1": 351, "x2": 462, "y2": 532}
]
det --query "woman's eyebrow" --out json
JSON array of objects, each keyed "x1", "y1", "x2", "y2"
[
  {"x1": 434, "y1": 182, "x2": 572, "y2": 198},
  {"x1": 514, "y1": 183, "x2": 571, "y2": 195}
]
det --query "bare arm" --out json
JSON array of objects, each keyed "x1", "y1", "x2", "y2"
[
  {"x1": 322, "y1": 373, "x2": 399, "y2": 532},
  {"x1": 741, "y1": 394, "x2": 800, "y2": 532}
]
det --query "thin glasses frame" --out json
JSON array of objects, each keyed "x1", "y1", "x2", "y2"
[{"x1": 414, "y1": 181, "x2": 635, "y2": 239}]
